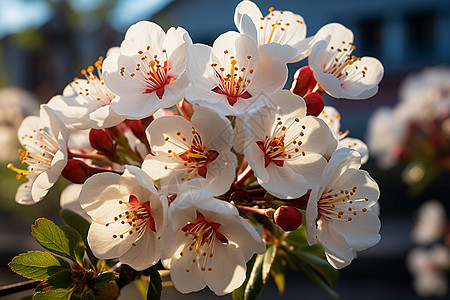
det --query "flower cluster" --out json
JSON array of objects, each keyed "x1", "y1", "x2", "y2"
[
  {"x1": 8, "y1": 1, "x2": 383, "y2": 296},
  {"x1": 367, "y1": 66, "x2": 450, "y2": 191},
  {"x1": 407, "y1": 200, "x2": 450, "y2": 297}
]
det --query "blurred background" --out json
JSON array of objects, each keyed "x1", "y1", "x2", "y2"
[{"x1": 1, "y1": 0, "x2": 450, "y2": 299}]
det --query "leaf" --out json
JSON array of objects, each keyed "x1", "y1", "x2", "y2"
[
  {"x1": 291, "y1": 250, "x2": 339, "y2": 288},
  {"x1": 284, "y1": 227, "x2": 325, "y2": 257},
  {"x1": 31, "y1": 218, "x2": 84, "y2": 264},
  {"x1": 82, "y1": 290, "x2": 95, "y2": 300},
  {"x1": 9, "y1": 251, "x2": 70, "y2": 280},
  {"x1": 36, "y1": 269, "x2": 73, "y2": 292},
  {"x1": 295, "y1": 258, "x2": 339, "y2": 299},
  {"x1": 270, "y1": 255, "x2": 286, "y2": 295},
  {"x1": 32, "y1": 287, "x2": 75, "y2": 300},
  {"x1": 95, "y1": 272, "x2": 119, "y2": 287},
  {"x1": 233, "y1": 245, "x2": 277, "y2": 300},
  {"x1": 60, "y1": 209, "x2": 90, "y2": 245},
  {"x1": 147, "y1": 266, "x2": 162, "y2": 300}
]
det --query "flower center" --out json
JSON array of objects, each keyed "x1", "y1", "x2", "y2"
[
  {"x1": 258, "y1": 7, "x2": 303, "y2": 45},
  {"x1": 317, "y1": 186, "x2": 369, "y2": 221},
  {"x1": 211, "y1": 51, "x2": 253, "y2": 106},
  {"x1": 256, "y1": 117, "x2": 306, "y2": 168},
  {"x1": 164, "y1": 130, "x2": 219, "y2": 180},
  {"x1": 70, "y1": 57, "x2": 115, "y2": 108},
  {"x1": 106, "y1": 194, "x2": 156, "y2": 245},
  {"x1": 321, "y1": 42, "x2": 368, "y2": 85},
  {"x1": 8, "y1": 127, "x2": 60, "y2": 180},
  {"x1": 181, "y1": 212, "x2": 228, "y2": 273},
  {"x1": 120, "y1": 47, "x2": 175, "y2": 99}
]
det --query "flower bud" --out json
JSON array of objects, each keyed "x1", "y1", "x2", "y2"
[
  {"x1": 62, "y1": 159, "x2": 97, "y2": 184},
  {"x1": 178, "y1": 99, "x2": 195, "y2": 119},
  {"x1": 291, "y1": 66, "x2": 317, "y2": 98},
  {"x1": 274, "y1": 206, "x2": 303, "y2": 231},
  {"x1": 124, "y1": 119, "x2": 145, "y2": 141},
  {"x1": 304, "y1": 92, "x2": 325, "y2": 117},
  {"x1": 89, "y1": 128, "x2": 114, "y2": 154}
]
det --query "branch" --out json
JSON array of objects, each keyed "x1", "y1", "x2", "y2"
[{"x1": 0, "y1": 279, "x2": 40, "y2": 296}]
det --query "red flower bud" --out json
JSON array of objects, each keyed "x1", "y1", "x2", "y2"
[
  {"x1": 89, "y1": 128, "x2": 114, "y2": 153},
  {"x1": 62, "y1": 159, "x2": 101, "y2": 184},
  {"x1": 274, "y1": 206, "x2": 303, "y2": 231},
  {"x1": 291, "y1": 66, "x2": 317, "y2": 98},
  {"x1": 304, "y1": 92, "x2": 325, "y2": 117},
  {"x1": 124, "y1": 119, "x2": 145, "y2": 141}
]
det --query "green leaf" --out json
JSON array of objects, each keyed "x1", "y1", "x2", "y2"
[
  {"x1": 270, "y1": 255, "x2": 286, "y2": 295},
  {"x1": 295, "y1": 258, "x2": 339, "y2": 299},
  {"x1": 60, "y1": 209, "x2": 90, "y2": 245},
  {"x1": 32, "y1": 287, "x2": 75, "y2": 300},
  {"x1": 31, "y1": 218, "x2": 84, "y2": 264},
  {"x1": 291, "y1": 250, "x2": 339, "y2": 288},
  {"x1": 81, "y1": 290, "x2": 95, "y2": 300},
  {"x1": 95, "y1": 272, "x2": 119, "y2": 287},
  {"x1": 284, "y1": 227, "x2": 325, "y2": 257},
  {"x1": 9, "y1": 251, "x2": 70, "y2": 280},
  {"x1": 147, "y1": 266, "x2": 162, "y2": 300},
  {"x1": 36, "y1": 269, "x2": 73, "y2": 292},
  {"x1": 233, "y1": 245, "x2": 277, "y2": 300}
]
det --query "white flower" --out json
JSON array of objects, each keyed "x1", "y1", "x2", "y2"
[
  {"x1": 305, "y1": 148, "x2": 381, "y2": 269},
  {"x1": 102, "y1": 21, "x2": 192, "y2": 119},
  {"x1": 412, "y1": 200, "x2": 446, "y2": 245},
  {"x1": 243, "y1": 90, "x2": 337, "y2": 199},
  {"x1": 186, "y1": 31, "x2": 287, "y2": 116},
  {"x1": 407, "y1": 245, "x2": 450, "y2": 297},
  {"x1": 318, "y1": 106, "x2": 369, "y2": 164},
  {"x1": 79, "y1": 166, "x2": 168, "y2": 271},
  {"x1": 142, "y1": 106, "x2": 236, "y2": 196},
  {"x1": 60, "y1": 184, "x2": 92, "y2": 222},
  {"x1": 48, "y1": 57, "x2": 125, "y2": 130},
  {"x1": 8, "y1": 105, "x2": 69, "y2": 205},
  {"x1": 309, "y1": 23, "x2": 384, "y2": 99},
  {"x1": 160, "y1": 189, "x2": 265, "y2": 295},
  {"x1": 234, "y1": 1, "x2": 310, "y2": 63}
]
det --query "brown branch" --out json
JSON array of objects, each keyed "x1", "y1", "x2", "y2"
[{"x1": 0, "y1": 279, "x2": 40, "y2": 296}]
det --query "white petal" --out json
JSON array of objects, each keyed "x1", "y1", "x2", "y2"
[
  {"x1": 120, "y1": 21, "x2": 165, "y2": 56},
  {"x1": 89, "y1": 105, "x2": 125, "y2": 129},
  {"x1": 119, "y1": 231, "x2": 160, "y2": 271},
  {"x1": 87, "y1": 221, "x2": 134, "y2": 259},
  {"x1": 338, "y1": 137, "x2": 369, "y2": 164}
]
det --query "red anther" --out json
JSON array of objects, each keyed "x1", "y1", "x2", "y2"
[
  {"x1": 304, "y1": 92, "x2": 325, "y2": 117},
  {"x1": 291, "y1": 66, "x2": 317, "y2": 98},
  {"x1": 62, "y1": 159, "x2": 102, "y2": 184},
  {"x1": 274, "y1": 206, "x2": 303, "y2": 231},
  {"x1": 89, "y1": 128, "x2": 114, "y2": 154}
]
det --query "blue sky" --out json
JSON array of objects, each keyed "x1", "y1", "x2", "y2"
[{"x1": 0, "y1": 0, "x2": 171, "y2": 38}]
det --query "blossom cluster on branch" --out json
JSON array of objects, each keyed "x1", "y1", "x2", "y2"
[{"x1": 7, "y1": 1, "x2": 384, "y2": 298}]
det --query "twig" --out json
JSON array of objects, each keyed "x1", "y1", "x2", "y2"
[{"x1": 0, "y1": 279, "x2": 40, "y2": 296}]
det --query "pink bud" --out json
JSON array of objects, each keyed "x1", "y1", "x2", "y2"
[
  {"x1": 178, "y1": 99, "x2": 195, "y2": 119},
  {"x1": 291, "y1": 66, "x2": 317, "y2": 98},
  {"x1": 304, "y1": 92, "x2": 325, "y2": 117},
  {"x1": 274, "y1": 206, "x2": 303, "y2": 231},
  {"x1": 62, "y1": 159, "x2": 97, "y2": 183},
  {"x1": 89, "y1": 128, "x2": 114, "y2": 153}
]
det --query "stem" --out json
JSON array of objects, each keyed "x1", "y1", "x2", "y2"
[
  {"x1": 0, "y1": 279, "x2": 40, "y2": 296},
  {"x1": 234, "y1": 166, "x2": 253, "y2": 188},
  {"x1": 235, "y1": 204, "x2": 270, "y2": 216},
  {"x1": 69, "y1": 151, "x2": 106, "y2": 160},
  {"x1": 245, "y1": 188, "x2": 266, "y2": 195}
]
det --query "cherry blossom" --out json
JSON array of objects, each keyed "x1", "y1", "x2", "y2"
[
  {"x1": 309, "y1": 23, "x2": 384, "y2": 99},
  {"x1": 318, "y1": 106, "x2": 369, "y2": 163},
  {"x1": 102, "y1": 21, "x2": 192, "y2": 119},
  {"x1": 79, "y1": 166, "x2": 168, "y2": 271},
  {"x1": 186, "y1": 31, "x2": 287, "y2": 116},
  {"x1": 8, "y1": 105, "x2": 69, "y2": 204},
  {"x1": 243, "y1": 90, "x2": 337, "y2": 198},
  {"x1": 142, "y1": 106, "x2": 236, "y2": 196},
  {"x1": 160, "y1": 189, "x2": 265, "y2": 295},
  {"x1": 48, "y1": 56, "x2": 125, "y2": 130},
  {"x1": 305, "y1": 148, "x2": 381, "y2": 269},
  {"x1": 234, "y1": 0, "x2": 311, "y2": 63}
]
